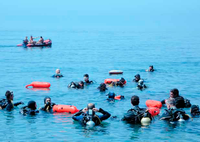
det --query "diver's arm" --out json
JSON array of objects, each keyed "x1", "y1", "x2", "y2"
[
  {"x1": 161, "y1": 99, "x2": 166, "y2": 104},
  {"x1": 72, "y1": 109, "x2": 84, "y2": 121},
  {"x1": 98, "y1": 108, "x2": 111, "y2": 121},
  {"x1": 14, "y1": 102, "x2": 23, "y2": 106}
]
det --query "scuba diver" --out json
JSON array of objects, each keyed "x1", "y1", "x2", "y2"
[
  {"x1": 146, "y1": 65, "x2": 155, "y2": 72},
  {"x1": 68, "y1": 81, "x2": 84, "y2": 89},
  {"x1": 122, "y1": 95, "x2": 152, "y2": 125},
  {"x1": 133, "y1": 74, "x2": 141, "y2": 82},
  {"x1": 0, "y1": 91, "x2": 23, "y2": 111},
  {"x1": 110, "y1": 77, "x2": 126, "y2": 87},
  {"x1": 40, "y1": 97, "x2": 56, "y2": 112},
  {"x1": 20, "y1": 101, "x2": 39, "y2": 115},
  {"x1": 107, "y1": 92, "x2": 124, "y2": 102},
  {"x1": 136, "y1": 80, "x2": 147, "y2": 90},
  {"x1": 97, "y1": 83, "x2": 108, "y2": 92},
  {"x1": 83, "y1": 74, "x2": 93, "y2": 85},
  {"x1": 52, "y1": 69, "x2": 64, "y2": 78},
  {"x1": 72, "y1": 103, "x2": 111, "y2": 126},
  {"x1": 190, "y1": 105, "x2": 200, "y2": 117},
  {"x1": 160, "y1": 98, "x2": 190, "y2": 122},
  {"x1": 161, "y1": 88, "x2": 190, "y2": 108}
]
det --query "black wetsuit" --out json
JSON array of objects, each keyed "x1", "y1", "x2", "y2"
[
  {"x1": 97, "y1": 84, "x2": 108, "y2": 92},
  {"x1": 0, "y1": 99, "x2": 22, "y2": 111},
  {"x1": 122, "y1": 106, "x2": 151, "y2": 124},
  {"x1": 160, "y1": 108, "x2": 189, "y2": 121},
  {"x1": 161, "y1": 96, "x2": 185, "y2": 108},
  {"x1": 84, "y1": 80, "x2": 93, "y2": 85},
  {"x1": 72, "y1": 108, "x2": 111, "y2": 125},
  {"x1": 52, "y1": 74, "x2": 64, "y2": 78},
  {"x1": 40, "y1": 102, "x2": 55, "y2": 112},
  {"x1": 20, "y1": 107, "x2": 39, "y2": 115}
]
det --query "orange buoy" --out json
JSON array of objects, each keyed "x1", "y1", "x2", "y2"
[
  {"x1": 104, "y1": 79, "x2": 126, "y2": 84},
  {"x1": 147, "y1": 107, "x2": 160, "y2": 116},
  {"x1": 53, "y1": 105, "x2": 79, "y2": 114},
  {"x1": 26, "y1": 82, "x2": 51, "y2": 88},
  {"x1": 114, "y1": 95, "x2": 124, "y2": 100},
  {"x1": 146, "y1": 100, "x2": 162, "y2": 109}
]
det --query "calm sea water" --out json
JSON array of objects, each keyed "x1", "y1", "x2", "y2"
[{"x1": 0, "y1": 29, "x2": 200, "y2": 141}]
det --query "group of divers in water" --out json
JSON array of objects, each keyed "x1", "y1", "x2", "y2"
[{"x1": 1, "y1": 66, "x2": 200, "y2": 127}]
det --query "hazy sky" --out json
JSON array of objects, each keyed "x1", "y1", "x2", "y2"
[{"x1": 0, "y1": 0, "x2": 200, "y2": 31}]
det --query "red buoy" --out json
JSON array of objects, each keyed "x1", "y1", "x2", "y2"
[
  {"x1": 53, "y1": 105, "x2": 79, "y2": 114},
  {"x1": 26, "y1": 82, "x2": 51, "y2": 88},
  {"x1": 147, "y1": 107, "x2": 160, "y2": 116},
  {"x1": 104, "y1": 79, "x2": 126, "y2": 84},
  {"x1": 146, "y1": 100, "x2": 162, "y2": 109}
]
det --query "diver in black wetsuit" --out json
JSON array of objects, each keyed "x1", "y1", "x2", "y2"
[
  {"x1": 136, "y1": 80, "x2": 147, "y2": 90},
  {"x1": 0, "y1": 91, "x2": 23, "y2": 111},
  {"x1": 20, "y1": 101, "x2": 39, "y2": 115},
  {"x1": 110, "y1": 77, "x2": 126, "y2": 87},
  {"x1": 68, "y1": 81, "x2": 84, "y2": 89},
  {"x1": 52, "y1": 69, "x2": 64, "y2": 78},
  {"x1": 133, "y1": 74, "x2": 141, "y2": 82},
  {"x1": 160, "y1": 98, "x2": 190, "y2": 121},
  {"x1": 97, "y1": 83, "x2": 108, "y2": 92},
  {"x1": 146, "y1": 65, "x2": 155, "y2": 72},
  {"x1": 161, "y1": 88, "x2": 190, "y2": 108},
  {"x1": 72, "y1": 103, "x2": 111, "y2": 126},
  {"x1": 83, "y1": 74, "x2": 93, "y2": 85},
  {"x1": 122, "y1": 95, "x2": 152, "y2": 124},
  {"x1": 190, "y1": 105, "x2": 200, "y2": 117},
  {"x1": 40, "y1": 97, "x2": 56, "y2": 112}
]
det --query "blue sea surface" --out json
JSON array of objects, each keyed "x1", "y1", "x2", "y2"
[{"x1": 0, "y1": 29, "x2": 200, "y2": 141}]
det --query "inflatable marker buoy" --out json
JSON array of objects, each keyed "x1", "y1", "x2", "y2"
[
  {"x1": 26, "y1": 82, "x2": 51, "y2": 88},
  {"x1": 114, "y1": 95, "x2": 125, "y2": 100},
  {"x1": 147, "y1": 107, "x2": 160, "y2": 116},
  {"x1": 109, "y1": 70, "x2": 123, "y2": 75},
  {"x1": 146, "y1": 100, "x2": 162, "y2": 109},
  {"x1": 53, "y1": 105, "x2": 79, "y2": 114},
  {"x1": 104, "y1": 79, "x2": 126, "y2": 84}
]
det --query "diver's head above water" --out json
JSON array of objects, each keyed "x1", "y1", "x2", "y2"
[
  {"x1": 83, "y1": 74, "x2": 89, "y2": 82},
  {"x1": 28, "y1": 101, "x2": 37, "y2": 110},
  {"x1": 56, "y1": 69, "x2": 60, "y2": 74},
  {"x1": 44, "y1": 96, "x2": 51, "y2": 104},
  {"x1": 170, "y1": 88, "x2": 179, "y2": 98},
  {"x1": 131, "y1": 95, "x2": 139, "y2": 106},
  {"x1": 5, "y1": 90, "x2": 14, "y2": 101}
]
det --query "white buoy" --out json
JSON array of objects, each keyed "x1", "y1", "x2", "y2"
[{"x1": 141, "y1": 117, "x2": 151, "y2": 126}]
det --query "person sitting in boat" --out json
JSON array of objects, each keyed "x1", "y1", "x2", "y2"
[
  {"x1": 83, "y1": 74, "x2": 93, "y2": 85},
  {"x1": 40, "y1": 96, "x2": 56, "y2": 112},
  {"x1": 146, "y1": 65, "x2": 154, "y2": 72},
  {"x1": 122, "y1": 95, "x2": 152, "y2": 124},
  {"x1": 72, "y1": 103, "x2": 111, "y2": 126},
  {"x1": 52, "y1": 69, "x2": 64, "y2": 78},
  {"x1": 110, "y1": 77, "x2": 126, "y2": 87},
  {"x1": 0, "y1": 91, "x2": 24, "y2": 111},
  {"x1": 37, "y1": 36, "x2": 44, "y2": 44},
  {"x1": 161, "y1": 88, "x2": 189, "y2": 108},
  {"x1": 190, "y1": 105, "x2": 200, "y2": 117},
  {"x1": 133, "y1": 74, "x2": 141, "y2": 82},
  {"x1": 23, "y1": 36, "x2": 29, "y2": 44},
  {"x1": 160, "y1": 98, "x2": 190, "y2": 121},
  {"x1": 97, "y1": 83, "x2": 108, "y2": 92},
  {"x1": 29, "y1": 36, "x2": 38, "y2": 44},
  {"x1": 136, "y1": 80, "x2": 147, "y2": 90},
  {"x1": 68, "y1": 81, "x2": 84, "y2": 89},
  {"x1": 20, "y1": 101, "x2": 39, "y2": 115}
]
